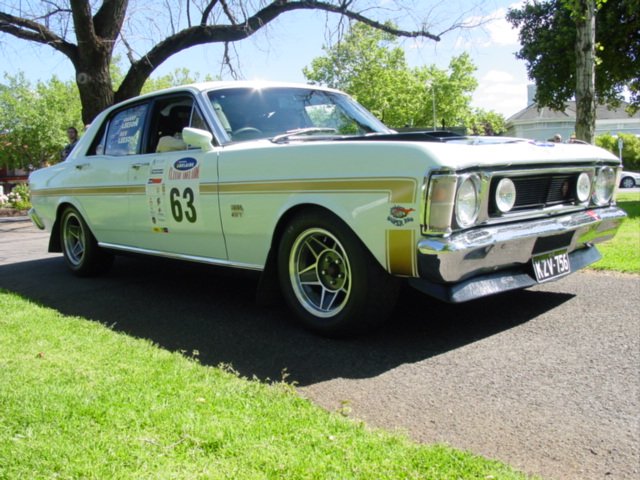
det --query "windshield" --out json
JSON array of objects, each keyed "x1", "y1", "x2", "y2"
[{"x1": 207, "y1": 87, "x2": 391, "y2": 143}]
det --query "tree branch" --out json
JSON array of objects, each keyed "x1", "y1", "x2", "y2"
[
  {"x1": 34, "y1": 8, "x2": 72, "y2": 23},
  {"x1": 306, "y1": 1, "x2": 441, "y2": 41},
  {"x1": 165, "y1": 0, "x2": 177, "y2": 35},
  {"x1": 222, "y1": 41, "x2": 239, "y2": 79},
  {"x1": 68, "y1": 0, "x2": 97, "y2": 45},
  {"x1": 115, "y1": 0, "x2": 441, "y2": 102},
  {"x1": 120, "y1": 33, "x2": 137, "y2": 63},
  {"x1": 93, "y1": 0, "x2": 129, "y2": 41},
  {"x1": 200, "y1": 0, "x2": 219, "y2": 26},
  {"x1": 219, "y1": 0, "x2": 237, "y2": 25},
  {"x1": 0, "y1": 10, "x2": 77, "y2": 60}
]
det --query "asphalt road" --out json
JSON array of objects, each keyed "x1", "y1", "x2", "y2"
[{"x1": 1, "y1": 219, "x2": 638, "y2": 480}]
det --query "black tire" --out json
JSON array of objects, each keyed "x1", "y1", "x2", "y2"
[
  {"x1": 620, "y1": 176, "x2": 636, "y2": 189},
  {"x1": 277, "y1": 209, "x2": 400, "y2": 337},
  {"x1": 60, "y1": 206, "x2": 113, "y2": 276}
]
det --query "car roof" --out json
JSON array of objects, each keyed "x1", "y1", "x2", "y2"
[
  {"x1": 119, "y1": 81, "x2": 343, "y2": 106},
  {"x1": 192, "y1": 80, "x2": 343, "y2": 94}
]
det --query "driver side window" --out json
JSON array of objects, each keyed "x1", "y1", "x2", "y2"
[{"x1": 145, "y1": 96, "x2": 211, "y2": 153}]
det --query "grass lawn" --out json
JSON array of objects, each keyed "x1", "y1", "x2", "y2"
[
  {"x1": 591, "y1": 191, "x2": 640, "y2": 274},
  {"x1": 0, "y1": 290, "x2": 528, "y2": 479}
]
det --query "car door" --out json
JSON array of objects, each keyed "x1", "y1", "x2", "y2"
[
  {"x1": 126, "y1": 95, "x2": 227, "y2": 260},
  {"x1": 66, "y1": 102, "x2": 150, "y2": 244}
]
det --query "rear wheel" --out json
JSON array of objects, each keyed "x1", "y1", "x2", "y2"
[
  {"x1": 60, "y1": 207, "x2": 113, "y2": 276},
  {"x1": 278, "y1": 209, "x2": 400, "y2": 336}
]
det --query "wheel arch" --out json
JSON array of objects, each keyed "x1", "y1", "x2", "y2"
[
  {"x1": 256, "y1": 202, "x2": 382, "y2": 306},
  {"x1": 48, "y1": 200, "x2": 93, "y2": 253}
]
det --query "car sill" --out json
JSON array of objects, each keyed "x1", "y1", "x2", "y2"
[{"x1": 98, "y1": 242, "x2": 264, "y2": 271}]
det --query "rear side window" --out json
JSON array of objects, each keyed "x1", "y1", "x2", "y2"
[{"x1": 103, "y1": 104, "x2": 148, "y2": 156}]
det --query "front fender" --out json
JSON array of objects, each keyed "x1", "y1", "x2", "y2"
[{"x1": 266, "y1": 190, "x2": 421, "y2": 278}]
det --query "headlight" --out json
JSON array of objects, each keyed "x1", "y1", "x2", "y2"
[
  {"x1": 425, "y1": 174, "x2": 457, "y2": 233},
  {"x1": 593, "y1": 167, "x2": 615, "y2": 206},
  {"x1": 576, "y1": 172, "x2": 591, "y2": 203},
  {"x1": 455, "y1": 175, "x2": 481, "y2": 228},
  {"x1": 495, "y1": 178, "x2": 516, "y2": 213}
]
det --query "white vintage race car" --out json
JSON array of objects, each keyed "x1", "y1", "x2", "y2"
[{"x1": 29, "y1": 81, "x2": 626, "y2": 335}]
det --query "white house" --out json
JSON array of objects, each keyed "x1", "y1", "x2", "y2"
[{"x1": 506, "y1": 86, "x2": 640, "y2": 141}]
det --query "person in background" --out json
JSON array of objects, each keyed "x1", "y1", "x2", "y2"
[{"x1": 61, "y1": 127, "x2": 79, "y2": 161}]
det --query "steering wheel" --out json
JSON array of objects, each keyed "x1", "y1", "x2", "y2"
[{"x1": 232, "y1": 127, "x2": 263, "y2": 138}]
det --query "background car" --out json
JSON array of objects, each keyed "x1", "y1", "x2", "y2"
[{"x1": 619, "y1": 170, "x2": 640, "y2": 188}]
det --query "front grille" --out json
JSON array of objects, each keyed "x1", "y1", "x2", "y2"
[{"x1": 490, "y1": 173, "x2": 578, "y2": 215}]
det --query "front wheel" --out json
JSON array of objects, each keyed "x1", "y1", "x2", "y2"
[
  {"x1": 277, "y1": 209, "x2": 400, "y2": 336},
  {"x1": 60, "y1": 207, "x2": 113, "y2": 276}
]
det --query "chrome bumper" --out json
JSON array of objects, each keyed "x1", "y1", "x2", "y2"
[
  {"x1": 28, "y1": 208, "x2": 45, "y2": 230},
  {"x1": 410, "y1": 206, "x2": 626, "y2": 302}
]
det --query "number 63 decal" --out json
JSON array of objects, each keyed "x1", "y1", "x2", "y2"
[{"x1": 169, "y1": 187, "x2": 197, "y2": 223}]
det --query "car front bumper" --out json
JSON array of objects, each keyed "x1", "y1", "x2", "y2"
[
  {"x1": 409, "y1": 206, "x2": 626, "y2": 303},
  {"x1": 28, "y1": 208, "x2": 45, "y2": 230}
]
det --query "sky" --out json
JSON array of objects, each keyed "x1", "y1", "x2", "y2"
[{"x1": 0, "y1": 0, "x2": 530, "y2": 119}]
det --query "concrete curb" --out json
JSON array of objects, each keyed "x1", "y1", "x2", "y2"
[{"x1": 0, "y1": 216, "x2": 30, "y2": 223}]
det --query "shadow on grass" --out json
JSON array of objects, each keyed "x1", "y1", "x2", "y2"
[
  {"x1": 617, "y1": 199, "x2": 640, "y2": 219},
  {"x1": 0, "y1": 254, "x2": 573, "y2": 386}
]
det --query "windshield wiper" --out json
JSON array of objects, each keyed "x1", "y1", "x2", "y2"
[{"x1": 271, "y1": 128, "x2": 338, "y2": 144}]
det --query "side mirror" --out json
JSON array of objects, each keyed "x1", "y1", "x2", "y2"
[{"x1": 182, "y1": 127, "x2": 214, "y2": 152}]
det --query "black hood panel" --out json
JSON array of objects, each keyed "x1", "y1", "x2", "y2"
[{"x1": 339, "y1": 131, "x2": 466, "y2": 143}]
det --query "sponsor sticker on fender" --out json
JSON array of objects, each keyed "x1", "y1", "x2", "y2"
[
  {"x1": 146, "y1": 156, "x2": 202, "y2": 230},
  {"x1": 146, "y1": 158, "x2": 167, "y2": 229},
  {"x1": 387, "y1": 205, "x2": 415, "y2": 226}
]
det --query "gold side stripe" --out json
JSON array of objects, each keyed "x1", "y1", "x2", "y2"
[
  {"x1": 204, "y1": 178, "x2": 417, "y2": 203},
  {"x1": 386, "y1": 229, "x2": 416, "y2": 277},
  {"x1": 31, "y1": 185, "x2": 145, "y2": 196},
  {"x1": 32, "y1": 178, "x2": 418, "y2": 203}
]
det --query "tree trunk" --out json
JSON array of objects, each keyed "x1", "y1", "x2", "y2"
[
  {"x1": 574, "y1": 0, "x2": 596, "y2": 144},
  {"x1": 75, "y1": 58, "x2": 114, "y2": 126}
]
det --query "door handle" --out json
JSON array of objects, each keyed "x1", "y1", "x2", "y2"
[
  {"x1": 131, "y1": 162, "x2": 150, "y2": 170},
  {"x1": 75, "y1": 163, "x2": 90, "y2": 170}
]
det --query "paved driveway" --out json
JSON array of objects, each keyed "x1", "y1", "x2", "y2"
[{"x1": 1, "y1": 219, "x2": 638, "y2": 479}]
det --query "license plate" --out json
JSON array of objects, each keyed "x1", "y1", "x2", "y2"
[{"x1": 532, "y1": 249, "x2": 571, "y2": 283}]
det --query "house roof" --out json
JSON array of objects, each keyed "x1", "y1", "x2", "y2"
[{"x1": 507, "y1": 101, "x2": 640, "y2": 124}]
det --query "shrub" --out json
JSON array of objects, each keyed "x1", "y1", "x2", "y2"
[
  {"x1": 596, "y1": 133, "x2": 640, "y2": 171},
  {"x1": 6, "y1": 183, "x2": 31, "y2": 210}
]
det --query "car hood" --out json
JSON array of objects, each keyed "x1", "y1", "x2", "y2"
[{"x1": 247, "y1": 133, "x2": 620, "y2": 170}]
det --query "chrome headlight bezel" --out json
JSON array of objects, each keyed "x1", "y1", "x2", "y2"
[
  {"x1": 593, "y1": 167, "x2": 616, "y2": 206},
  {"x1": 576, "y1": 172, "x2": 592, "y2": 203},
  {"x1": 495, "y1": 178, "x2": 517, "y2": 213},
  {"x1": 455, "y1": 174, "x2": 481, "y2": 228},
  {"x1": 424, "y1": 173, "x2": 457, "y2": 234}
]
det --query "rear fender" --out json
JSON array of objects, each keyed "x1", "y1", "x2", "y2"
[{"x1": 49, "y1": 199, "x2": 94, "y2": 253}]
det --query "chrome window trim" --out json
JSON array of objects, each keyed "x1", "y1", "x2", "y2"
[{"x1": 195, "y1": 91, "x2": 230, "y2": 145}]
